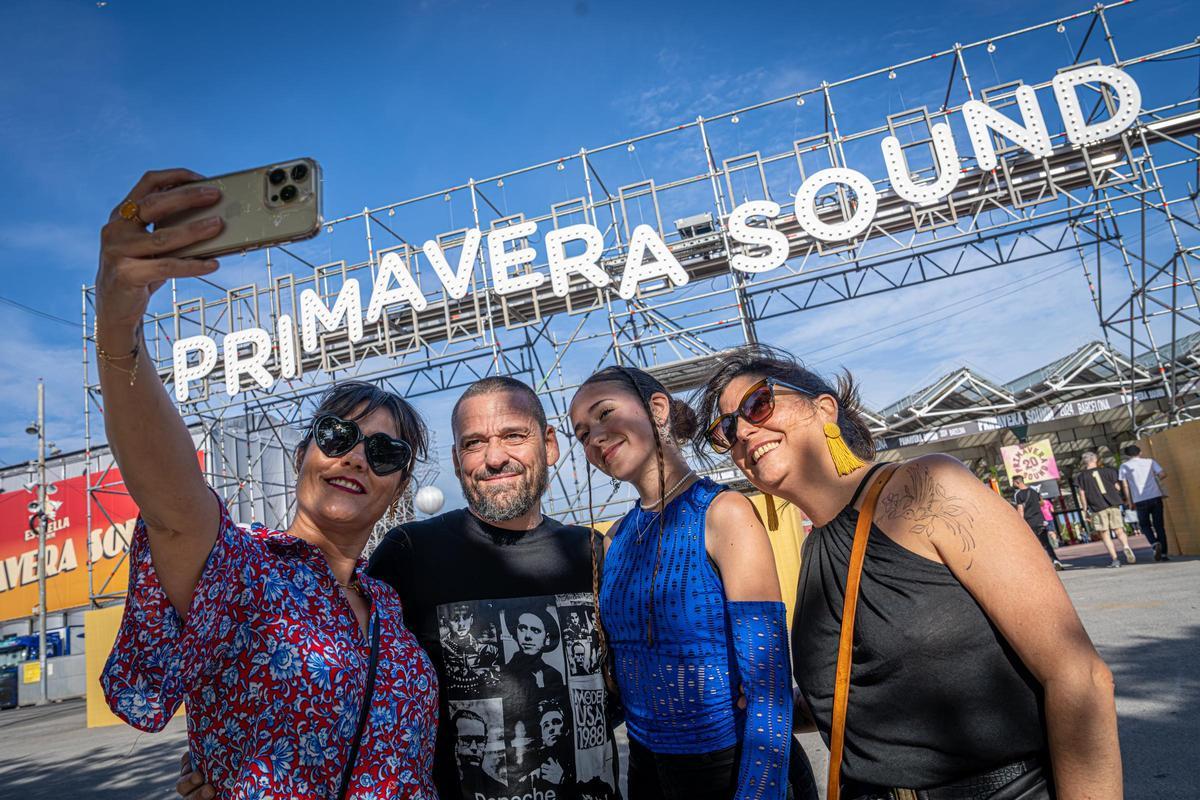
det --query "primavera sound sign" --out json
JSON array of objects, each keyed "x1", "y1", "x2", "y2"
[{"x1": 173, "y1": 65, "x2": 1141, "y2": 401}]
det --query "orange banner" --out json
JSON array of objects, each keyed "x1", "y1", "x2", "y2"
[{"x1": 0, "y1": 468, "x2": 140, "y2": 622}]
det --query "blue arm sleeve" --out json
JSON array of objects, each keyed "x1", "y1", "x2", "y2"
[{"x1": 728, "y1": 600, "x2": 792, "y2": 800}]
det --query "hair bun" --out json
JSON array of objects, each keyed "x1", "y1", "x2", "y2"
[{"x1": 669, "y1": 398, "x2": 699, "y2": 443}]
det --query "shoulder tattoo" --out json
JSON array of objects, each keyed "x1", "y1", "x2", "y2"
[{"x1": 879, "y1": 464, "x2": 979, "y2": 568}]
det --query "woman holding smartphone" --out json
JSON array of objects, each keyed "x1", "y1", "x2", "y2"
[
  {"x1": 97, "y1": 169, "x2": 438, "y2": 799},
  {"x1": 693, "y1": 344, "x2": 1121, "y2": 800},
  {"x1": 569, "y1": 365, "x2": 800, "y2": 800}
]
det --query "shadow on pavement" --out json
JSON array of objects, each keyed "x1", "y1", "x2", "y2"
[
  {"x1": 0, "y1": 700, "x2": 186, "y2": 800},
  {"x1": 1102, "y1": 621, "x2": 1200, "y2": 800}
]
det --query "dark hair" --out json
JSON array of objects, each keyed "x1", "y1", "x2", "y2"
[
  {"x1": 294, "y1": 380, "x2": 429, "y2": 473},
  {"x1": 537, "y1": 696, "x2": 567, "y2": 718},
  {"x1": 451, "y1": 376, "x2": 547, "y2": 437},
  {"x1": 692, "y1": 343, "x2": 875, "y2": 459},
  {"x1": 578, "y1": 366, "x2": 699, "y2": 444},
  {"x1": 451, "y1": 708, "x2": 487, "y2": 731},
  {"x1": 1123, "y1": 445, "x2": 1141, "y2": 457},
  {"x1": 578, "y1": 365, "x2": 697, "y2": 649},
  {"x1": 1012, "y1": 475, "x2": 1025, "y2": 484},
  {"x1": 503, "y1": 605, "x2": 560, "y2": 652}
]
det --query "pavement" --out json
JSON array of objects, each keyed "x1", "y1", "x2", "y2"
[{"x1": 0, "y1": 536, "x2": 1195, "y2": 799}]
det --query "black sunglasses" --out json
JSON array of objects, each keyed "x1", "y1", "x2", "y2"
[
  {"x1": 705, "y1": 377, "x2": 814, "y2": 453},
  {"x1": 311, "y1": 414, "x2": 414, "y2": 477}
]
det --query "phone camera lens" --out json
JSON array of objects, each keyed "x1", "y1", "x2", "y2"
[
  {"x1": 290, "y1": 164, "x2": 309, "y2": 182},
  {"x1": 269, "y1": 168, "x2": 287, "y2": 186},
  {"x1": 280, "y1": 185, "x2": 299, "y2": 203}
]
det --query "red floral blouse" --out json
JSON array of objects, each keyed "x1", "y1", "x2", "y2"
[{"x1": 101, "y1": 496, "x2": 439, "y2": 799}]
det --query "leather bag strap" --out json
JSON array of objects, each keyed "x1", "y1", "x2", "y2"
[
  {"x1": 827, "y1": 462, "x2": 901, "y2": 800},
  {"x1": 338, "y1": 613, "x2": 381, "y2": 800}
]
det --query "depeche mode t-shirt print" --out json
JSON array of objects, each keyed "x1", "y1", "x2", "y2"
[{"x1": 368, "y1": 509, "x2": 619, "y2": 800}]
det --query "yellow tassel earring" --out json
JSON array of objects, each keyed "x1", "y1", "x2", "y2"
[
  {"x1": 764, "y1": 493, "x2": 780, "y2": 532},
  {"x1": 824, "y1": 422, "x2": 866, "y2": 476}
]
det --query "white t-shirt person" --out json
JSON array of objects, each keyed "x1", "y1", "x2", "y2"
[{"x1": 1119, "y1": 456, "x2": 1166, "y2": 504}]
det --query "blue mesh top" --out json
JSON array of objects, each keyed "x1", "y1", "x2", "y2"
[{"x1": 599, "y1": 477, "x2": 742, "y2": 753}]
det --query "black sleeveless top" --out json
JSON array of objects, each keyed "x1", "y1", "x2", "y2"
[{"x1": 792, "y1": 465, "x2": 1047, "y2": 789}]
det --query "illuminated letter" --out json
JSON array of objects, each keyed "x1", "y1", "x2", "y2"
[
  {"x1": 793, "y1": 168, "x2": 879, "y2": 242},
  {"x1": 223, "y1": 327, "x2": 275, "y2": 396},
  {"x1": 727, "y1": 201, "x2": 788, "y2": 273},
  {"x1": 487, "y1": 221, "x2": 545, "y2": 296},
  {"x1": 367, "y1": 252, "x2": 428, "y2": 320},
  {"x1": 1053, "y1": 65, "x2": 1142, "y2": 146},
  {"x1": 422, "y1": 229, "x2": 482, "y2": 299},
  {"x1": 962, "y1": 85, "x2": 1051, "y2": 170},
  {"x1": 172, "y1": 335, "x2": 218, "y2": 403},
  {"x1": 617, "y1": 225, "x2": 688, "y2": 300},
  {"x1": 881, "y1": 122, "x2": 961, "y2": 205},
  {"x1": 276, "y1": 314, "x2": 299, "y2": 379},
  {"x1": 545, "y1": 224, "x2": 610, "y2": 296},
  {"x1": 300, "y1": 279, "x2": 364, "y2": 354}
]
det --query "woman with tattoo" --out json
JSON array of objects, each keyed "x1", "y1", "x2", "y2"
[{"x1": 694, "y1": 345, "x2": 1121, "y2": 800}]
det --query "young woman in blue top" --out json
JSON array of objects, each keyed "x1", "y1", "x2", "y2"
[{"x1": 569, "y1": 365, "x2": 795, "y2": 800}]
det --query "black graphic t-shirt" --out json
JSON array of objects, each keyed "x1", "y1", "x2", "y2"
[
  {"x1": 1077, "y1": 467, "x2": 1123, "y2": 512},
  {"x1": 368, "y1": 509, "x2": 619, "y2": 800},
  {"x1": 1013, "y1": 487, "x2": 1044, "y2": 529}
]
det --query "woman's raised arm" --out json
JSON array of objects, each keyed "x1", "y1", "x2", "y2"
[{"x1": 96, "y1": 168, "x2": 226, "y2": 616}]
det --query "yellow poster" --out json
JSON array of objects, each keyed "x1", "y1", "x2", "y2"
[
  {"x1": 1000, "y1": 439, "x2": 1061, "y2": 484},
  {"x1": 22, "y1": 661, "x2": 40, "y2": 684}
]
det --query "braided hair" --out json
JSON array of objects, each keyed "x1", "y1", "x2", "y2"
[{"x1": 579, "y1": 365, "x2": 698, "y2": 646}]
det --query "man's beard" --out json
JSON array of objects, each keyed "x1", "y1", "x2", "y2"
[{"x1": 462, "y1": 460, "x2": 547, "y2": 522}]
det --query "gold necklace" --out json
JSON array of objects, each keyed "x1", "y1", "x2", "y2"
[{"x1": 337, "y1": 577, "x2": 365, "y2": 595}]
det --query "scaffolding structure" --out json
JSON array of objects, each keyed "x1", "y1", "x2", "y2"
[{"x1": 81, "y1": 1, "x2": 1200, "y2": 605}]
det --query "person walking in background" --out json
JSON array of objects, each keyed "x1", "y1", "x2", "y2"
[
  {"x1": 1012, "y1": 476, "x2": 1065, "y2": 570},
  {"x1": 1075, "y1": 452, "x2": 1136, "y2": 569},
  {"x1": 1119, "y1": 445, "x2": 1172, "y2": 561},
  {"x1": 1040, "y1": 497, "x2": 1056, "y2": 541}
]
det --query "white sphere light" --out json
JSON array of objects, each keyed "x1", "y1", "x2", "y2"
[{"x1": 414, "y1": 485, "x2": 445, "y2": 516}]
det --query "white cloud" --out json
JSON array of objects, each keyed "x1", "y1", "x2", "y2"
[{"x1": 0, "y1": 310, "x2": 85, "y2": 466}]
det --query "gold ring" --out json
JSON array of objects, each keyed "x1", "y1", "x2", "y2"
[{"x1": 118, "y1": 199, "x2": 146, "y2": 226}]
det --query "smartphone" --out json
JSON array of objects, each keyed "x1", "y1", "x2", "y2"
[{"x1": 156, "y1": 157, "x2": 323, "y2": 259}]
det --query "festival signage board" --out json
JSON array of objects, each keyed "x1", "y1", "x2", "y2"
[
  {"x1": 1000, "y1": 440, "x2": 1061, "y2": 485},
  {"x1": 0, "y1": 469, "x2": 138, "y2": 622},
  {"x1": 168, "y1": 64, "x2": 1146, "y2": 401}
]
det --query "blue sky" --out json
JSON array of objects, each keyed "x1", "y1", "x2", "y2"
[{"x1": 0, "y1": 0, "x2": 1196, "y2": 512}]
